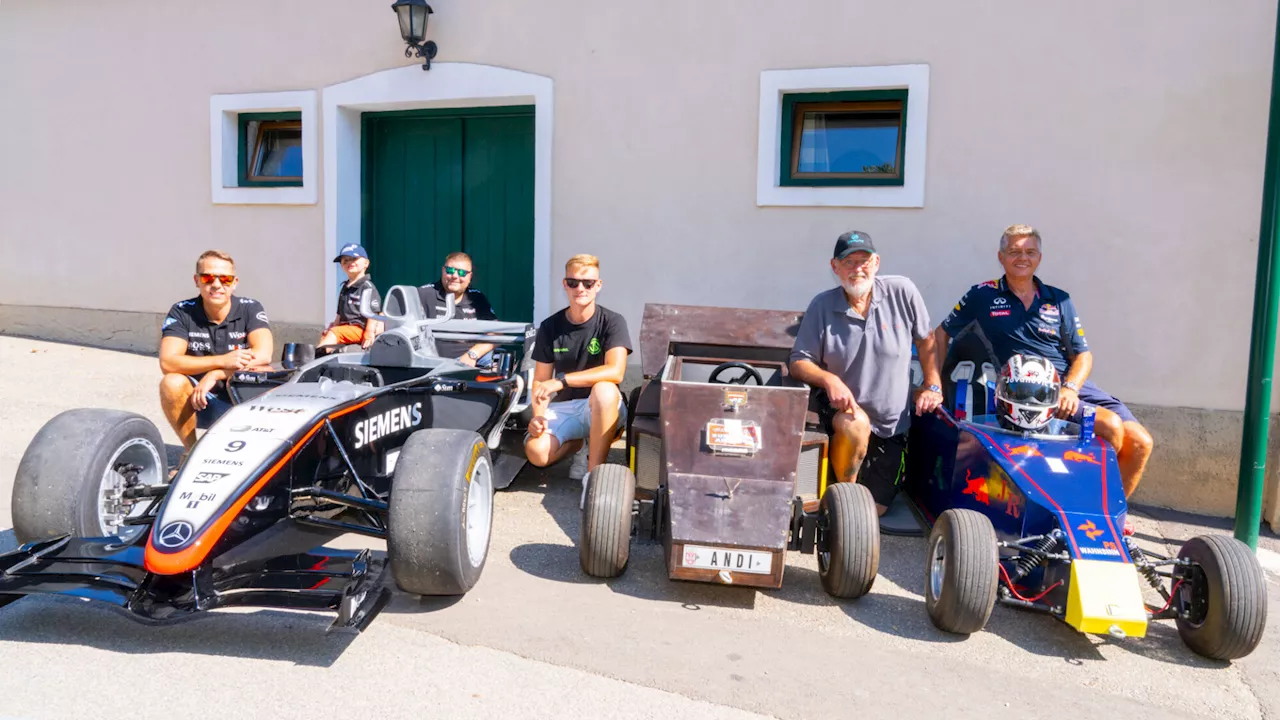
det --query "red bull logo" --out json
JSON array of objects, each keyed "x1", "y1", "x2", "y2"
[
  {"x1": 1007, "y1": 444, "x2": 1042, "y2": 458},
  {"x1": 1064, "y1": 450, "x2": 1100, "y2": 465},
  {"x1": 962, "y1": 467, "x2": 1024, "y2": 519},
  {"x1": 962, "y1": 469, "x2": 989, "y2": 505}
]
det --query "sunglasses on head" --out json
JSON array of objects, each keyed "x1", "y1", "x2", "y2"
[
  {"x1": 198, "y1": 273, "x2": 237, "y2": 285},
  {"x1": 444, "y1": 266, "x2": 471, "y2": 278},
  {"x1": 565, "y1": 278, "x2": 598, "y2": 289}
]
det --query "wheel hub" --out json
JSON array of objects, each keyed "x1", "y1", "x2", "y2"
[
  {"x1": 98, "y1": 438, "x2": 164, "y2": 539},
  {"x1": 465, "y1": 455, "x2": 494, "y2": 568},
  {"x1": 929, "y1": 535, "x2": 948, "y2": 600}
]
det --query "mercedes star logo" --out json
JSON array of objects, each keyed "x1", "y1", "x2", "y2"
[{"x1": 156, "y1": 520, "x2": 194, "y2": 548}]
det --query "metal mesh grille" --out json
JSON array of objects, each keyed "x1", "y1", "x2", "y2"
[
  {"x1": 797, "y1": 444, "x2": 821, "y2": 499},
  {"x1": 635, "y1": 432, "x2": 662, "y2": 492}
]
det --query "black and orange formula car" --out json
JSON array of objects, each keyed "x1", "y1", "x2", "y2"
[{"x1": 1, "y1": 287, "x2": 534, "y2": 630}]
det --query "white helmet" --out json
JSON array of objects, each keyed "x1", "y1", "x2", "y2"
[{"x1": 996, "y1": 354, "x2": 1061, "y2": 432}]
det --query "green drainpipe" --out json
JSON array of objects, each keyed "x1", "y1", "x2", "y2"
[{"x1": 1235, "y1": 6, "x2": 1280, "y2": 550}]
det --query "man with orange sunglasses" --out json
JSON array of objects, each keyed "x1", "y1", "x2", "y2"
[{"x1": 158, "y1": 250, "x2": 274, "y2": 451}]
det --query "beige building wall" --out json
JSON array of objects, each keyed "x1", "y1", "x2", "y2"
[{"x1": 2, "y1": 0, "x2": 1279, "y2": 517}]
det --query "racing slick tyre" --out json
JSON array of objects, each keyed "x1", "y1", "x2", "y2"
[
  {"x1": 388, "y1": 428, "x2": 494, "y2": 596},
  {"x1": 925, "y1": 509, "x2": 999, "y2": 635},
  {"x1": 13, "y1": 409, "x2": 166, "y2": 544},
  {"x1": 819, "y1": 482, "x2": 880, "y2": 599},
  {"x1": 1174, "y1": 534, "x2": 1268, "y2": 661},
  {"x1": 580, "y1": 463, "x2": 635, "y2": 578}
]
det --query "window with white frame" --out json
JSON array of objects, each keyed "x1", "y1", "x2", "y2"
[
  {"x1": 210, "y1": 90, "x2": 317, "y2": 205},
  {"x1": 757, "y1": 65, "x2": 929, "y2": 208}
]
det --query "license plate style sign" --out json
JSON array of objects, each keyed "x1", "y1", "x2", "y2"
[
  {"x1": 680, "y1": 545, "x2": 773, "y2": 574},
  {"x1": 706, "y1": 418, "x2": 762, "y2": 456}
]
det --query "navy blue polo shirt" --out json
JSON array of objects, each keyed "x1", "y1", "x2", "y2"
[{"x1": 939, "y1": 276, "x2": 1088, "y2": 373}]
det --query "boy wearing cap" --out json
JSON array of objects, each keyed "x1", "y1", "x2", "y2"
[
  {"x1": 319, "y1": 243, "x2": 383, "y2": 351},
  {"x1": 789, "y1": 231, "x2": 943, "y2": 516}
]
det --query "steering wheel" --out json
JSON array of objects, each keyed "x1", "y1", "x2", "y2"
[{"x1": 708, "y1": 361, "x2": 764, "y2": 386}]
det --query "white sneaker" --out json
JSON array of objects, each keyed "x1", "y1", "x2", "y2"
[{"x1": 569, "y1": 444, "x2": 589, "y2": 481}]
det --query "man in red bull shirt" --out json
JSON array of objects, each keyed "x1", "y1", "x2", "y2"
[{"x1": 933, "y1": 225, "x2": 1154, "y2": 522}]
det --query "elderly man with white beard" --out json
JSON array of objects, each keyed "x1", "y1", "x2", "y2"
[{"x1": 789, "y1": 231, "x2": 943, "y2": 516}]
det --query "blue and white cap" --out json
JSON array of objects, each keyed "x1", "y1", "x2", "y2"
[{"x1": 333, "y1": 243, "x2": 369, "y2": 262}]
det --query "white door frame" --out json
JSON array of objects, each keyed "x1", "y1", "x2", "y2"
[{"x1": 322, "y1": 63, "x2": 553, "y2": 323}]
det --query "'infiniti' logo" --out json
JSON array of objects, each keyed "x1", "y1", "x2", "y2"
[{"x1": 156, "y1": 521, "x2": 194, "y2": 548}]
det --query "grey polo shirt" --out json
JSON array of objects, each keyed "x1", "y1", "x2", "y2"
[{"x1": 789, "y1": 275, "x2": 931, "y2": 438}]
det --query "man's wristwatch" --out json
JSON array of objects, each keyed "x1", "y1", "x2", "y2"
[
  {"x1": 1063, "y1": 381, "x2": 1079, "y2": 391},
  {"x1": 554, "y1": 371, "x2": 567, "y2": 386},
  {"x1": 927, "y1": 384, "x2": 942, "y2": 393},
  {"x1": 467, "y1": 349, "x2": 481, "y2": 360}
]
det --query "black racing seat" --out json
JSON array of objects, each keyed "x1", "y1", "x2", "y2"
[{"x1": 315, "y1": 363, "x2": 385, "y2": 387}]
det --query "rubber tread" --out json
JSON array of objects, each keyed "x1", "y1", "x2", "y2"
[
  {"x1": 388, "y1": 429, "x2": 492, "y2": 596},
  {"x1": 1176, "y1": 534, "x2": 1268, "y2": 660},
  {"x1": 819, "y1": 482, "x2": 880, "y2": 598},
  {"x1": 13, "y1": 409, "x2": 163, "y2": 543},
  {"x1": 579, "y1": 463, "x2": 635, "y2": 577},
  {"x1": 925, "y1": 509, "x2": 999, "y2": 635}
]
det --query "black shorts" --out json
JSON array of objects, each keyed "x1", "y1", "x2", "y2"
[
  {"x1": 814, "y1": 394, "x2": 908, "y2": 507},
  {"x1": 857, "y1": 432, "x2": 908, "y2": 507}
]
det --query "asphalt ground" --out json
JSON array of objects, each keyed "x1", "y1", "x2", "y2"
[{"x1": 0, "y1": 335, "x2": 1278, "y2": 720}]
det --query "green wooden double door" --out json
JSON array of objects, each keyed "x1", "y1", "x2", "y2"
[{"x1": 362, "y1": 106, "x2": 535, "y2": 321}]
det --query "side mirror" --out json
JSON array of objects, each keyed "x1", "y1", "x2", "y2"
[{"x1": 281, "y1": 342, "x2": 315, "y2": 369}]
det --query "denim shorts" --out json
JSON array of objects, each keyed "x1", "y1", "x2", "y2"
[
  {"x1": 542, "y1": 396, "x2": 628, "y2": 444},
  {"x1": 187, "y1": 376, "x2": 234, "y2": 429}
]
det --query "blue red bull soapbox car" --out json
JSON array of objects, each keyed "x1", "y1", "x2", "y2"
[{"x1": 903, "y1": 354, "x2": 1268, "y2": 660}]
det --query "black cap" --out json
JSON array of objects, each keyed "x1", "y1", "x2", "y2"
[{"x1": 834, "y1": 230, "x2": 877, "y2": 259}]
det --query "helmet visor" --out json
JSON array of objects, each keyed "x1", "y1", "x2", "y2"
[{"x1": 999, "y1": 379, "x2": 1059, "y2": 406}]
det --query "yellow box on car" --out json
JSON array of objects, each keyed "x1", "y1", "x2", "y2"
[{"x1": 1065, "y1": 558, "x2": 1148, "y2": 638}]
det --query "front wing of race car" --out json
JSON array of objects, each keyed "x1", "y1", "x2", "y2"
[{"x1": 0, "y1": 529, "x2": 390, "y2": 630}]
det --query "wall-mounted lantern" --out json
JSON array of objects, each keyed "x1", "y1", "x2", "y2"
[{"x1": 391, "y1": 0, "x2": 437, "y2": 71}]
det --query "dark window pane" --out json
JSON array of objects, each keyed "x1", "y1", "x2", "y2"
[
  {"x1": 258, "y1": 129, "x2": 303, "y2": 177},
  {"x1": 797, "y1": 111, "x2": 900, "y2": 174}
]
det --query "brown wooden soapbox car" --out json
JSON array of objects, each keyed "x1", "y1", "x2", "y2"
[{"x1": 577, "y1": 303, "x2": 881, "y2": 597}]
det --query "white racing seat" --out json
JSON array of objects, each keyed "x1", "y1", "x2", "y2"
[{"x1": 949, "y1": 360, "x2": 999, "y2": 420}]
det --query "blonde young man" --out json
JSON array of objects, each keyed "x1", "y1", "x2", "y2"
[
  {"x1": 159, "y1": 250, "x2": 273, "y2": 450},
  {"x1": 524, "y1": 254, "x2": 632, "y2": 485},
  {"x1": 789, "y1": 231, "x2": 943, "y2": 516},
  {"x1": 417, "y1": 251, "x2": 499, "y2": 365},
  {"x1": 933, "y1": 224, "x2": 1155, "y2": 527},
  {"x1": 319, "y1": 243, "x2": 382, "y2": 350}
]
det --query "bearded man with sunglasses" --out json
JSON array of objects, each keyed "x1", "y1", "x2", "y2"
[
  {"x1": 525, "y1": 254, "x2": 632, "y2": 489},
  {"x1": 417, "y1": 251, "x2": 498, "y2": 366},
  {"x1": 159, "y1": 250, "x2": 273, "y2": 451}
]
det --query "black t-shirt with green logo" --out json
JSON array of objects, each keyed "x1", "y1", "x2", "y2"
[{"x1": 532, "y1": 305, "x2": 632, "y2": 402}]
